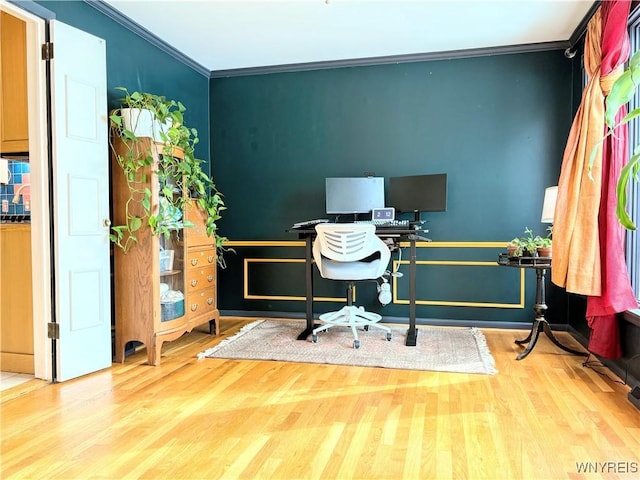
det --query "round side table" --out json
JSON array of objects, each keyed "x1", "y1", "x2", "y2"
[{"x1": 498, "y1": 254, "x2": 588, "y2": 360}]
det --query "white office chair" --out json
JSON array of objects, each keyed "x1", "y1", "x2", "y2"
[{"x1": 312, "y1": 223, "x2": 392, "y2": 348}]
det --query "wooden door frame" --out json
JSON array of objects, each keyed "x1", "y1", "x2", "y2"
[{"x1": 1, "y1": 0, "x2": 53, "y2": 381}]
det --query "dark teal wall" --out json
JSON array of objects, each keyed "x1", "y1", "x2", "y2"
[
  {"x1": 34, "y1": 1, "x2": 210, "y2": 165},
  {"x1": 211, "y1": 51, "x2": 577, "y2": 325},
  {"x1": 28, "y1": 0, "x2": 580, "y2": 326},
  {"x1": 212, "y1": 53, "x2": 572, "y2": 239}
]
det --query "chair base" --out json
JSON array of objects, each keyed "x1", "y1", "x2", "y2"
[{"x1": 312, "y1": 305, "x2": 392, "y2": 348}]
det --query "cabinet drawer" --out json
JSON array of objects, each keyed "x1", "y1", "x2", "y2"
[
  {"x1": 187, "y1": 288, "x2": 217, "y2": 318},
  {"x1": 185, "y1": 265, "x2": 216, "y2": 293},
  {"x1": 187, "y1": 248, "x2": 216, "y2": 269}
]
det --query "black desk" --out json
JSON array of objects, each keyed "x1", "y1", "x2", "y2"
[
  {"x1": 288, "y1": 224, "x2": 428, "y2": 346},
  {"x1": 498, "y1": 254, "x2": 588, "y2": 360}
]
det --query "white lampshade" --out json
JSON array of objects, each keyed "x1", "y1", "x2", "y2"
[{"x1": 541, "y1": 186, "x2": 558, "y2": 223}]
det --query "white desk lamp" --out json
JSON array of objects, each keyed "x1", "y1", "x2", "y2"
[{"x1": 541, "y1": 186, "x2": 558, "y2": 224}]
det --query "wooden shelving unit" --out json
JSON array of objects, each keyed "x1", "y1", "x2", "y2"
[{"x1": 111, "y1": 136, "x2": 219, "y2": 366}]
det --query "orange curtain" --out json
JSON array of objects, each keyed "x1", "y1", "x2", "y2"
[
  {"x1": 551, "y1": 11, "x2": 603, "y2": 295},
  {"x1": 552, "y1": 0, "x2": 637, "y2": 359}
]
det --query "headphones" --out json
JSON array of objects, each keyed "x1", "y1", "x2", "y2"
[{"x1": 377, "y1": 277, "x2": 392, "y2": 305}]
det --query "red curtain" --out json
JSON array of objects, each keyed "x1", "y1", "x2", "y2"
[{"x1": 586, "y1": 0, "x2": 639, "y2": 358}]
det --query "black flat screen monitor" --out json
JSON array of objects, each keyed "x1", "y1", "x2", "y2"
[
  {"x1": 325, "y1": 177, "x2": 385, "y2": 215},
  {"x1": 389, "y1": 173, "x2": 447, "y2": 220}
]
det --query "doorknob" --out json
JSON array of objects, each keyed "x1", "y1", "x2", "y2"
[{"x1": 103, "y1": 219, "x2": 111, "y2": 227}]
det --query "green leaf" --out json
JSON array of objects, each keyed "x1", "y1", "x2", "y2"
[
  {"x1": 122, "y1": 130, "x2": 136, "y2": 142},
  {"x1": 615, "y1": 154, "x2": 639, "y2": 230},
  {"x1": 618, "y1": 107, "x2": 640, "y2": 127},
  {"x1": 110, "y1": 114, "x2": 122, "y2": 126},
  {"x1": 130, "y1": 216, "x2": 142, "y2": 232},
  {"x1": 629, "y1": 50, "x2": 640, "y2": 71},
  {"x1": 606, "y1": 70, "x2": 636, "y2": 127}
]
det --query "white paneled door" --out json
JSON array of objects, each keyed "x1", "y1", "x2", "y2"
[{"x1": 49, "y1": 20, "x2": 111, "y2": 381}]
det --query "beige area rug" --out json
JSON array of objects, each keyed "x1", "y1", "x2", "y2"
[{"x1": 198, "y1": 320, "x2": 497, "y2": 375}]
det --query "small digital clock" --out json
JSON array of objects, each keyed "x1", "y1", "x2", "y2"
[{"x1": 371, "y1": 207, "x2": 395, "y2": 221}]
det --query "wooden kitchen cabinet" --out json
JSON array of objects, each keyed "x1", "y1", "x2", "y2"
[
  {"x1": 111, "y1": 137, "x2": 219, "y2": 366},
  {"x1": 0, "y1": 224, "x2": 34, "y2": 373},
  {"x1": 0, "y1": 12, "x2": 29, "y2": 153}
]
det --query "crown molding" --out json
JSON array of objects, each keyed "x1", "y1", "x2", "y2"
[
  {"x1": 210, "y1": 41, "x2": 571, "y2": 78},
  {"x1": 84, "y1": 0, "x2": 210, "y2": 78},
  {"x1": 83, "y1": 0, "x2": 578, "y2": 80}
]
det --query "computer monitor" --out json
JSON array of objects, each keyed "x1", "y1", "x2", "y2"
[
  {"x1": 325, "y1": 177, "x2": 385, "y2": 217},
  {"x1": 388, "y1": 173, "x2": 447, "y2": 222}
]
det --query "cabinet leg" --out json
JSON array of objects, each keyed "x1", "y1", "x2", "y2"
[
  {"x1": 209, "y1": 319, "x2": 219, "y2": 335},
  {"x1": 148, "y1": 338, "x2": 162, "y2": 366},
  {"x1": 114, "y1": 349, "x2": 125, "y2": 363}
]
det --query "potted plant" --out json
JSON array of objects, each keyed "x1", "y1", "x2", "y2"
[
  {"x1": 108, "y1": 87, "x2": 227, "y2": 262},
  {"x1": 507, "y1": 237, "x2": 524, "y2": 257},
  {"x1": 507, "y1": 227, "x2": 552, "y2": 257},
  {"x1": 520, "y1": 227, "x2": 539, "y2": 257},
  {"x1": 535, "y1": 226, "x2": 553, "y2": 257}
]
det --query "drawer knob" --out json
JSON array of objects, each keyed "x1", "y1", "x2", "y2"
[
  {"x1": 191, "y1": 279, "x2": 198, "y2": 287},
  {"x1": 207, "y1": 298, "x2": 214, "y2": 305},
  {"x1": 207, "y1": 275, "x2": 214, "y2": 282},
  {"x1": 191, "y1": 259, "x2": 198, "y2": 266},
  {"x1": 190, "y1": 304, "x2": 198, "y2": 312},
  {"x1": 207, "y1": 255, "x2": 214, "y2": 263}
]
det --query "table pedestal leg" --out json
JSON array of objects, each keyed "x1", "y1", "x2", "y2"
[
  {"x1": 514, "y1": 267, "x2": 588, "y2": 360},
  {"x1": 515, "y1": 317, "x2": 588, "y2": 360}
]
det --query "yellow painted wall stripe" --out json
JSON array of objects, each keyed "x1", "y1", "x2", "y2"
[{"x1": 233, "y1": 240, "x2": 524, "y2": 308}]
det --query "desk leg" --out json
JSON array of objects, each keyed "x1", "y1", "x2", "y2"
[
  {"x1": 515, "y1": 268, "x2": 587, "y2": 360},
  {"x1": 297, "y1": 234, "x2": 317, "y2": 340},
  {"x1": 405, "y1": 237, "x2": 418, "y2": 346}
]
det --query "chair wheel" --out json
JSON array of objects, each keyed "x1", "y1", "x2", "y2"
[
  {"x1": 353, "y1": 340, "x2": 361, "y2": 349},
  {"x1": 386, "y1": 332, "x2": 392, "y2": 341},
  {"x1": 312, "y1": 334, "x2": 318, "y2": 343}
]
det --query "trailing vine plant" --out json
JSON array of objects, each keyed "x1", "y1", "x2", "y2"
[{"x1": 108, "y1": 87, "x2": 228, "y2": 263}]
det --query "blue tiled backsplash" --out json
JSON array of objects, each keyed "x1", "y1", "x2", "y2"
[{"x1": 0, "y1": 160, "x2": 31, "y2": 218}]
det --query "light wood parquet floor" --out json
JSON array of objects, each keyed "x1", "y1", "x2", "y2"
[{"x1": 1, "y1": 317, "x2": 639, "y2": 480}]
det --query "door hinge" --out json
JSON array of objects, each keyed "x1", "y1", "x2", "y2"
[
  {"x1": 47, "y1": 322, "x2": 60, "y2": 340},
  {"x1": 41, "y1": 42, "x2": 54, "y2": 61}
]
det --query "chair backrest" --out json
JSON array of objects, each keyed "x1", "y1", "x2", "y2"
[{"x1": 313, "y1": 223, "x2": 390, "y2": 280}]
